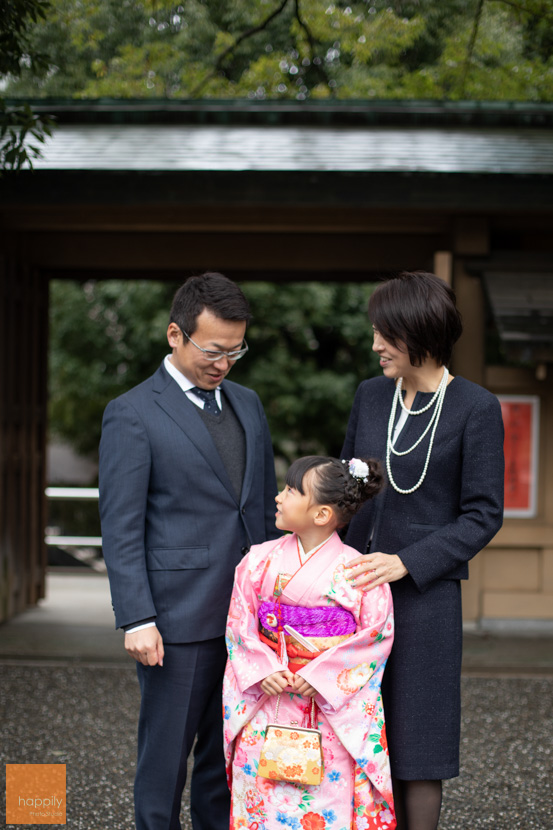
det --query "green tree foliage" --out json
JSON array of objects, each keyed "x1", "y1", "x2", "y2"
[
  {"x1": 5, "y1": 0, "x2": 553, "y2": 101},
  {"x1": 1, "y1": 0, "x2": 50, "y2": 75},
  {"x1": 48, "y1": 279, "x2": 379, "y2": 463},
  {"x1": 0, "y1": 0, "x2": 53, "y2": 169},
  {"x1": 49, "y1": 280, "x2": 177, "y2": 455},
  {"x1": 231, "y1": 281, "x2": 379, "y2": 461}
]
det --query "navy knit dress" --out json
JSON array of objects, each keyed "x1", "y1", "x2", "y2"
[{"x1": 341, "y1": 375, "x2": 504, "y2": 780}]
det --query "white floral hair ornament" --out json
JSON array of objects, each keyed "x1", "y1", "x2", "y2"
[{"x1": 342, "y1": 458, "x2": 370, "y2": 483}]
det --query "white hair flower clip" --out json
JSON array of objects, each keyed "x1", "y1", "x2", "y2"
[{"x1": 342, "y1": 458, "x2": 369, "y2": 483}]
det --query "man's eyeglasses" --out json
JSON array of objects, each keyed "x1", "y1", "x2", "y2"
[{"x1": 180, "y1": 328, "x2": 249, "y2": 362}]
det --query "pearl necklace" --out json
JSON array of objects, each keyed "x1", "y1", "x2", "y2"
[{"x1": 386, "y1": 367, "x2": 449, "y2": 495}]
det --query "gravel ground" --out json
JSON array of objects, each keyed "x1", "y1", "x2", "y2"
[{"x1": 1, "y1": 665, "x2": 551, "y2": 830}]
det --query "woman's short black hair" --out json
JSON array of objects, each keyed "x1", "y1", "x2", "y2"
[
  {"x1": 170, "y1": 272, "x2": 251, "y2": 336},
  {"x1": 285, "y1": 455, "x2": 383, "y2": 528},
  {"x1": 368, "y1": 271, "x2": 463, "y2": 367}
]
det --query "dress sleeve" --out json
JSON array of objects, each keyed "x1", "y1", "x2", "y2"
[
  {"x1": 399, "y1": 392, "x2": 505, "y2": 591},
  {"x1": 225, "y1": 548, "x2": 285, "y2": 696}
]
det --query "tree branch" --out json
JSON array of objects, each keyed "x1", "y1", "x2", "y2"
[
  {"x1": 191, "y1": 0, "x2": 291, "y2": 97},
  {"x1": 491, "y1": 0, "x2": 553, "y2": 21},
  {"x1": 460, "y1": 0, "x2": 485, "y2": 98},
  {"x1": 293, "y1": 0, "x2": 331, "y2": 90}
]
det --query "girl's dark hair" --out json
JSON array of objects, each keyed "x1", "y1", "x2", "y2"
[
  {"x1": 285, "y1": 456, "x2": 384, "y2": 528},
  {"x1": 368, "y1": 271, "x2": 463, "y2": 367},
  {"x1": 170, "y1": 272, "x2": 251, "y2": 335}
]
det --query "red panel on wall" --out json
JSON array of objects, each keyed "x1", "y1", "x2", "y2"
[{"x1": 499, "y1": 396, "x2": 539, "y2": 517}]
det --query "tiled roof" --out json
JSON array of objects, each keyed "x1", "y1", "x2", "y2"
[{"x1": 33, "y1": 124, "x2": 553, "y2": 173}]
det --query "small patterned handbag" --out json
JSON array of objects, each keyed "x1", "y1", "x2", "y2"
[{"x1": 258, "y1": 695, "x2": 324, "y2": 786}]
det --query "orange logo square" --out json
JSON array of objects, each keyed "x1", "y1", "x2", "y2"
[{"x1": 6, "y1": 764, "x2": 66, "y2": 825}]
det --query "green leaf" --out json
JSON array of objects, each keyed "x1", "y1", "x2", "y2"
[{"x1": 4, "y1": 0, "x2": 551, "y2": 100}]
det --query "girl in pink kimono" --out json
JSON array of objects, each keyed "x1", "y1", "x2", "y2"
[{"x1": 223, "y1": 455, "x2": 396, "y2": 830}]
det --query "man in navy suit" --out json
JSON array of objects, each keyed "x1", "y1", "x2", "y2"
[{"x1": 99, "y1": 273, "x2": 279, "y2": 830}]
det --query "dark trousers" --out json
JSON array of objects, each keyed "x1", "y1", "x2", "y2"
[{"x1": 134, "y1": 637, "x2": 230, "y2": 830}]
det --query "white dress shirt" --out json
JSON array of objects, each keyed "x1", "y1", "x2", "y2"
[{"x1": 163, "y1": 355, "x2": 223, "y2": 410}]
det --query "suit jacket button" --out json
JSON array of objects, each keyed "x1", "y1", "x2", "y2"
[
  {"x1": 241, "y1": 546, "x2": 249, "y2": 556},
  {"x1": 241, "y1": 507, "x2": 246, "y2": 514}
]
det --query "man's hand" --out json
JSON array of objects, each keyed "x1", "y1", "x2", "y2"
[{"x1": 124, "y1": 626, "x2": 165, "y2": 666}]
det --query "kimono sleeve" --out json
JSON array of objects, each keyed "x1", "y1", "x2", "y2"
[
  {"x1": 296, "y1": 583, "x2": 394, "y2": 714},
  {"x1": 226, "y1": 547, "x2": 285, "y2": 697}
]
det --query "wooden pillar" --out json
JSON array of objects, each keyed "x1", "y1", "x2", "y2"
[
  {"x1": 451, "y1": 219, "x2": 489, "y2": 386},
  {"x1": 451, "y1": 219, "x2": 490, "y2": 623},
  {"x1": 452, "y1": 262, "x2": 486, "y2": 387},
  {"x1": 433, "y1": 251, "x2": 452, "y2": 285},
  {"x1": 0, "y1": 240, "x2": 48, "y2": 622}
]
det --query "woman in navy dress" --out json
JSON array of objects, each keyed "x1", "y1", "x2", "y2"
[{"x1": 341, "y1": 271, "x2": 504, "y2": 830}]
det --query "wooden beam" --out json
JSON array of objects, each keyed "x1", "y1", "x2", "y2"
[
  {"x1": 0, "y1": 205, "x2": 451, "y2": 234},
  {"x1": 20, "y1": 230, "x2": 446, "y2": 272}
]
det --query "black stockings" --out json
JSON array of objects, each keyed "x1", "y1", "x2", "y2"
[{"x1": 392, "y1": 778, "x2": 443, "y2": 830}]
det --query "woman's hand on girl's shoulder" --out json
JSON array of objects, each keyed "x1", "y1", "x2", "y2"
[{"x1": 345, "y1": 552, "x2": 408, "y2": 591}]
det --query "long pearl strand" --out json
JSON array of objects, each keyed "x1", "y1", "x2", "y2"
[{"x1": 386, "y1": 367, "x2": 449, "y2": 495}]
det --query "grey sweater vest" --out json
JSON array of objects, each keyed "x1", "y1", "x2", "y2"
[{"x1": 195, "y1": 392, "x2": 246, "y2": 501}]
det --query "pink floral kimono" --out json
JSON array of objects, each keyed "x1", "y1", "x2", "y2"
[{"x1": 223, "y1": 531, "x2": 395, "y2": 830}]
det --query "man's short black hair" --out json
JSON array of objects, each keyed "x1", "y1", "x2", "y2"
[
  {"x1": 368, "y1": 271, "x2": 463, "y2": 367},
  {"x1": 170, "y1": 272, "x2": 251, "y2": 335}
]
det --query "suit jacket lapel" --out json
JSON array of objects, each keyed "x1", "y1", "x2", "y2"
[{"x1": 153, "y1": 364, "x2": 237, "y2": 499}]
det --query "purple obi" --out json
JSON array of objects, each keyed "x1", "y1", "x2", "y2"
[{"x1": 258, "y1": 601, "x2": 356, "y2": 637}]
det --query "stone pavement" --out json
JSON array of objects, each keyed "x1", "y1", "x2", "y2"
[
  {"x1": 1, "y1": 572, "x2": 552, "y2": 829},
  {"x1": 0, "y1": 571, "x2": 123, "y2": 664}
]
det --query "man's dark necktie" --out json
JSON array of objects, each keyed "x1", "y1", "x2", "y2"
[{"x1": 191, "y1": 386, "x2": 220, "y2": 416}]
